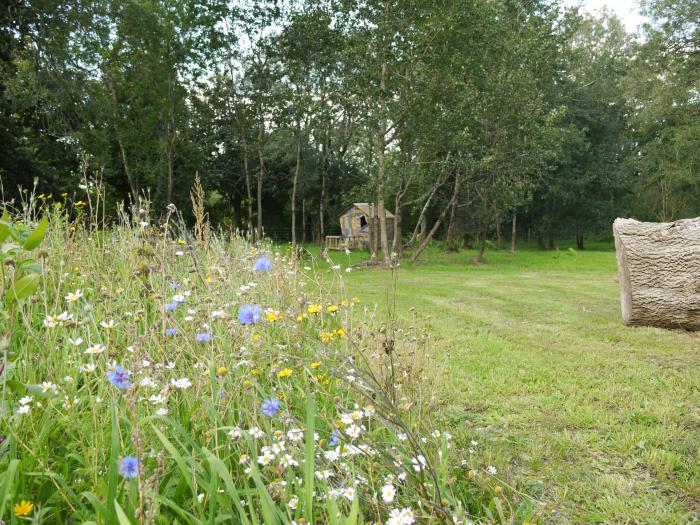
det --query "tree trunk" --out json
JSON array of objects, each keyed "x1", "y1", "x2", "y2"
[
  {"x1": 319, "y1": 138, "x2": 327, "y2": 245},
  {"x1": 496, "y1": 221, "x2": 504, "y2": 250},
  {"x1": 446, "y1": 195, "x2": 458, "y2": 243},
  {"x1": 410, "y1": 172, "x2": 461, "y2": 263},
  {"x1": 377, "y1": 4, "x2": 390, "y2": 266},
  {"x1": 106, "y1": 74, "x2": 138, "y2": 202},
  {"x1": 393, "y1": 191, "x2": 403, "y2": 258},
  {"x1": 392, "y1": 151, "x2": 410, "y2": 258},
  {"x1": 510, "y1": 212, "x2": 517, "y2": 255},
  {"x1": 242, "y1": 131, "x2": 253, "y2": 235},
  {"x1": 475, "y1": 239, "x2": 487, "y2": 263},
  {"x1": 313, "y1": 222, "x2": 320, "y2": 245},
  {"x1": 537, "y1": 234, "x2": 545, "y2": 250},
  {"x1": 369, "y1": 203, "x2": 378, "y2": 264},
  {"x1": 166, "y1": 130, "x2": 174, "y2": 205},
  {"x1": 576, "y1": 226, "x2": 584, "y2": 250},
  {"x1": 404, "y1": 153, "x2": 450, "y2": 250},
  {"x1": 377, "y1": 193, "x2": 389, "y2": 264},
  {"x1": 166, "y1": 70, "x2": 176, "y2": 205},
  {"x1": 301, "y1": 198, "x2": 307, "y2": 244},
  {"x1": 291, "y1": 134, "x2": 301, "y2": 249},
  {"x1": 256, "y1": 125, "x2": 264, "y2": 241},
  {"x1": 548, "y1": 232, "x2": 555, "y2": 250},
  {"x1": 613, "y1": 217, "x2": 700, "y2": 330}
]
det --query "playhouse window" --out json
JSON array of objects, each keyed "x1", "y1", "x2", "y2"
[{"x1": 360, "y1": 215, "x2": 368, "y2": 228}]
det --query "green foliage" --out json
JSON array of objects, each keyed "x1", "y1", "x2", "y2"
[
  {"x1": 0, "y1": 213, "x2": 46, "y2": 308},
  {"x1": 4, "y1": 0, "x2": 696, "y2": 249},
  {"x1": 625, "y1": 0, "x2": 700, "y2": 221},
  {"x1": 0, "y1": 210, "x2": 515, "y2": 523}
]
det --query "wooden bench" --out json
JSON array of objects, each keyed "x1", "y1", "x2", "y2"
[{"x1": 325, "y1": 235, "x2": 345, "y2": 250}]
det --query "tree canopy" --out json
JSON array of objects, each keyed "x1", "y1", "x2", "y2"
[{"x1": 1, "y1": 0, "x2": 698, "y2": 257}]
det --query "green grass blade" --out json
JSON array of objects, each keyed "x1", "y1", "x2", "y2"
[
  {"x1": 203, "y1": 449, "x2": 250, "y2": 525},
  {"x1": 114, "y1": 500, "x2": 134, "y2": 525},
  {"x1": 151, "y1": 425, "x2": 202, "y2": 515},
  {"x1": 107, "y1": 405, "x2": 121, "y2": 518},
  {"x1": 346, "y1": 493, "x2": 359, "y2": 525},
  {"x1": 0, "y1": 458, "x2": 19, "y2": 518},
  {"x1": 82, "y1": 491, "x2": 117, "y2": 525},
  {"x1": 158, "y1": 495, "x2": 200, "y2": 522},
  {"x1": 303, "y1": 394, "x2": 316, "y2": 522},
  {"x1": 246, "y1": 452, "x2": 282, "y2": 525}
]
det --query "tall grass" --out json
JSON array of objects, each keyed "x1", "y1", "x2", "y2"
[{"x1": 0, "y1": 193, "x2": 519, "y2": 524}]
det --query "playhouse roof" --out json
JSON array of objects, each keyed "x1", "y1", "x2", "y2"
[{"x1": 339, "y1": 203, "x2": 395, "y2": 218}]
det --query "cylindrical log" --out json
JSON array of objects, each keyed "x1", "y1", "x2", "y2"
[{"x1": 613, "y1": 217, "x2": 700, "y2": 330}]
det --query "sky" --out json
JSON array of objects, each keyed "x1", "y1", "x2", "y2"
[{"x1": 565, "y1": 0, "x2": 648, "y2": 32}]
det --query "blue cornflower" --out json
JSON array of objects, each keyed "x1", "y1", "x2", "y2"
[
  {"x1": 195, "y1": 333, "x2": 212, "y2": 342},
  {"x1": 254, "y1": 257, "x2": 272, "y2": 271},
  {"x1": 329, "y1": 432, "x2": 340, "y2": 447},
  {"x1": 164, "y1": 328, "x2": 178, "y2": 336},
  {"x1": 107, "y1": 365, "x2": 132, "y2": 390},
  {"x1": 164, "y1": 301, "x2": 178, "y2": 312},
  {"x1": 119, "y1": 456, "x2": 139, "y2": 478},
  {"x1": 261, "y1": 398, "x2": 281, "y2": 417},
  {"x1": 238, "y1": 304, "x2": 262, "y2": 325},
  {"x1": 170, "y1": 282, "x2": 181, "y2": 289}
]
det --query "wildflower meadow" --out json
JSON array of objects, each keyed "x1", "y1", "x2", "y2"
[{"x1": 0, "y1": 198, "x2": 522, "y2": 524}]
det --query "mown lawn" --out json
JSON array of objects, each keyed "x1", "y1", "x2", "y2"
[{"x1": 314, "y1": 242, "x2": 700, "y2": 524}]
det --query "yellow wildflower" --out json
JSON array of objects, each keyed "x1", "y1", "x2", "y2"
[
  {"x1": 13, "y1": 500, "x2": 34, "y2": 517},
  {"x1": 352, "y1": 297, "x2": 360, "y2": 304},
  {"x1": 217, "y1": 366, "x2": 228, "y2": 375},
  {"x1": 326, "y1": 305, "x2": 339, "y2": 313},
  {"x1": 251, "y1": 333, "x2": 260, "y2": 342},
  {"x1": 341, "y1": 299, "x2": 349, "y2": 307},
  {"x1": 242, "y1": 380, "x2": 253, "y2": 389},
  {"x1": 320, "y1": 331, "x2": 334, "y2": 343},
  {"x1": 310, "y1": 361, "x2": 321, "y2": 369},
  {"x1": 335, "y1": 328, "x2": 347, "y2": 338},
  {"x1": 177, "y1": 239, "x2": 186, "y2": 245},
  {"x1": 277, "y1": 368, "x2": 293, "y2": 379},
  {"x1": 205, "y1": 276, "x2": 213, "y2": 284},
  {"x1": 251, "y1": 368, "x2": 260, "y2": 376},
  {"x1": 266, "y1": 311, "x2": 281, "y2": 322},
  {"x1": 277, "y1": 391, "x2": 286, "y2": 400},
  {"x1": 307, "y1": 304, "x2": 322, "y2": 314}
]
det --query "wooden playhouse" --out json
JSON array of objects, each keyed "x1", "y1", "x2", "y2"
[{"x1": 326, "y1": 203, "x2": 395, "y2": 250}]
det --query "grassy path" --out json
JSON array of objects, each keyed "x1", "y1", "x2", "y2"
[{"x1": 325, "y1": 245, "x2": 700, "y2": 524}]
